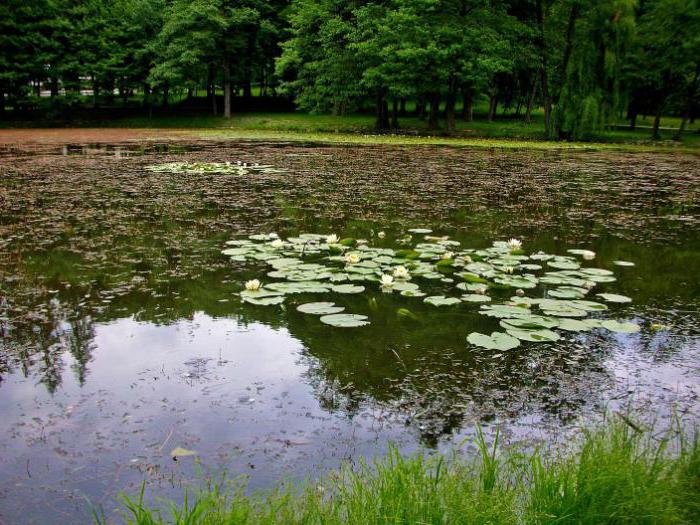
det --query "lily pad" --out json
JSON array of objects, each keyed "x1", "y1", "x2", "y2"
[
  {"x1": 331, "y1": 284, "x2": 366, "y2": 294},
  {"x1": 297, "y1": 302, "x2": 345, "y2": 315},
  {"x1": 600, "y1": 320, "x2": 640, "y2": 332},
  {"x1": 319, "y1": 313, "x2": 370, "y2": 327},
  {"x1": 467, "y1": 332, "x2": 521, "y2": 350},
  {"x1": 596, "y1": 293, "x2": 632, "y2": 303},
  {"x1": 461, "y1": 294, "x2": 492, "y2": 303},
  {"x1": 424, "y1": 296, "x2": 462, "y2": 307},
  {"x1": 170, "y1": 447, "x2": 198, "y2": 458},
  {"x1": 613, "y1": 260, "x2": 635, "y2": 267},
  {"x1": 505, "y1": 328, "x2": 560, "y2": 342},
  {"x1": 242, "y1": 296, "x2": 285, "y2": 306}
]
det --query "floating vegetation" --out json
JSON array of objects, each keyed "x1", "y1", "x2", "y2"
[
  {"x1": 145, "y1": 161, "x2": 286, "y2": 175},
  {"x1": 223, "y1": 232, "x2": 641, "y2": 349}
]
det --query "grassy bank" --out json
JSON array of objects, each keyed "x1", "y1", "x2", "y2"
[
  {"x1": 114, "y1": 418, "x2": 699, "y2": 525},
  {"x1": 3, "y1": 108, "x2": 699, "y2": 153}
]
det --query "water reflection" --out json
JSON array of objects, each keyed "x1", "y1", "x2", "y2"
[{"x1": 0, "y1": 141, "x2": 699, "y2": 523}]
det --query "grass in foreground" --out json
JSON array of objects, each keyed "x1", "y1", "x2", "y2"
[{"x1": 114, "y1": 417, "x2": 700, "y2": 525}]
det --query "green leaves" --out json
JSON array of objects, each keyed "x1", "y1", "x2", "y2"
[
  {"x1": 319, "y1": 314, "x2": 370, "y2": 327},
  {"x1": 467, "y1": 332, "x2": 521, "y2": 350},
  {"x1": 297, "y1": 302, "x2": 345, "y2": 315},
  {"x1": 596, "y1": 293, "x2": 632, "y2": 303}
]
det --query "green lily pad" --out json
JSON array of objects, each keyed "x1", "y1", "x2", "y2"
[
  {"x1": 505, "y1": 328, "x2": 560, "y2": 342},
  {"x1": 331, "y1": 284, "x2": 366, "y2": 294},
  {"x1": 613, "y1": 260, "x2": 635, "y2": 267},
  {"x1": 557, "y1": 318, "x2": 596, "y2": 331},
  {"x1": 319, "y1": 313, "x2": 370, "y2": 327},
  {"x1": 242, "y1": 295, "x2": 285, "y2": 306},
  {"x1": 297, "y1": 302, "x2": 345, "y2": 315},
  {"x1": 596, "y1": 293, "x2": 632, "y2": 303},
  {"x1": 467, "y1": 332, "x2": 521, "y2": 350},
  {"x1": 461, "y1": 294, "x2": 492, "y2": 303},
  {"x1": 600, "y1": 320, "x2": 640, "y2": 332},
  {"x1": 170, "y1": 447, "x2": 198, "y2": 458},
  {"x1": 424, "y1": 296, "x2": 462, "y2": 307}
]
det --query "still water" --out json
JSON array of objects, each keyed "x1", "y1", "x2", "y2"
[{"x1": 0, "y1": 140, "x2": 699, "y2": 523}]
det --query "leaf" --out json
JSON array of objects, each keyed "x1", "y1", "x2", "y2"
[
  {"x1": 330, "y1": 284, "x2": 365, "y2": 294},
  {"x1": 613, "y1": 260, "x2": 635, "y2": 267},
  {"x1": 297, "y1": 302, "x2": 345, "y2": 315},
  {"x1": 319, "y1": 313, "x2": 370, "y2": 327},
  {"x1": 600, "y1": 320, "x2": 640, "y2": 333},
  {"x1": 461, "y1": 294, "x2": 492, "y2": 303},
  {"x1": 505, "y1": 328, "x2": 560, "y2": 342},
  {"x1": 424, "y1": 296, "x2": 462, "y2": 307},
  {"x1": 170, "y1": 447, "x2": 197, "y2": 458},
  {"x1": 467, "y1": 332, "x2": 520, "y2": 350},
  {"x1": 242, "y1": 296, "x2": 285, "y2": 306},
  {"x1": 596, "y1": 293, "x2": 632, "y2": 303}
]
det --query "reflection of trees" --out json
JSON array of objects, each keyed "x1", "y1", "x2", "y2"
[{"x1": 3, "y1": 255, "x2": 697, "y2": 445}]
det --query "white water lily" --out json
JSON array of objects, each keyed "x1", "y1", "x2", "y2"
[
  {"x1": 325, "y1": 234, "x2": 339, "y2": 244},
  {"x1": 441, "y1": 251, "x2": 454, "y2": 260},
  {"x1": 393, "y1": 266, "x2": 410, "y2": 279},
  {"x1": 244, "y1": 279, "x2": 262, "y2": 291},
  {"x1": 463, "y1": 255, "x2": 473, "y2": 264},
  {"x1": 380, "y1": 274, "x2": 394, "y2": 288},
  {"x1": 269, "y1": 233, "x2": 279, "y2": 238},
  {"x1": 503, "y1": 266, "x2": 515, "y2": 274},
  {"x1": 345, "y1": 253, "x2": 361, "y2": 264},
  {"x1": 506, "y1": 238, "x2": 522, "y2": 251},
  {"x1": 582, "y1": 251, "x2": 596, "y2": 261},
  {"x1": 515, "y1": 288, "x2": 525, "y2": 297},
  {"x1": 270, "y1": 239, "x2": 284, "y2": 249},
  {"x1": 377, "y1": 231, "x2": 386, "y2": 239},
  {"x1": 582, "y1": 280, "x2": 596, "y2": 290}
]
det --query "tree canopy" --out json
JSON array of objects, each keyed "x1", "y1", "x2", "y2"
[{"x1": 1, "y1": 0, "x2": 698, "y2": 139}]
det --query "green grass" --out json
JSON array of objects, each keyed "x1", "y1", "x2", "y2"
[{"x1": 111, "y1": 417, "x2": 700, "y2": 525}]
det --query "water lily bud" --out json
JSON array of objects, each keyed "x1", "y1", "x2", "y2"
[
  {"x1": 270, "y1": 239, "x2": 284, "y2": 249},
  {"x1": 516, "y1": 288, "x2": 525, "y2": 297},
  {"x1": 377, "y1": 231, "x2": 386, "y2": 239}
]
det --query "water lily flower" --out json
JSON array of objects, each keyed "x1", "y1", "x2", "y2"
[
  {"x1": 270, "y1": 239, "x2": 284, "y2": 249},
  {"x1": 582, "y1": 251, "x2": 596, "y2": 261},
  {"x1": 380, "y1": 274, "x2": 394, "y2": 288},
  {"x1": 582, "y1": 280, "x2": 596, "y2": 290},
  {"x1": 441, "y1": 251, "x2": 454, "y2": 260},
  {"x1": 245, "y1": 279, "x2": 262, "y2": 291},
  {"x1": 377, "y1": 231, "x2": 386, "y2": 239},
  {"x1": 269, "y1": 232, "x2": 279, "y2": 238},
  {"x1": 463, "y1": 255, "x2": 473, "y2": 264},
  {"x1": 345, "y1": 253, "x2": 361, "y2": 264},
  {"x1": 393, "y1": 266, "x2": 410, "y2": 279},
  {"x1": 515, "y1": 288, "x2": 525, "y2": 297},
  {"x1": 504, "y1": 266, "x2": 515, "y2": 274},
  {"x1": 325, "y1": 234, "x2": 339, "y2": 244},
  {"x1": 506, "y1": 238, "x2": 522, "y2": 251}
]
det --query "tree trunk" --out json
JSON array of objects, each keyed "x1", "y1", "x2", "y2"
[
  {"x1": 536, "y1": 0, "x2": 551, "y2": 135},
  {"x1": 525, "y1": 79, "x2": 537, "y2": 122},
  {"x1": 391, "y1": 99, "x2": 399, "y2": 129},
  {"x1": 462, "y1": 93, "x2": 473, "y2": 121},
  {"x1": 0, "y1": 88, "x2": 5, "y2": 116},
  {"x1": 50, "y1": 77, "x2": 59, "y2": 97},
  {"x1": 417, "y1": 96, "x2": 426, "y2": 119},
  {"x1": 162, "y1": 83, "x2": 169, "y2": 109},
  {"x1": 488, "y1": 93, "x2": 498, "y2": 121},
  {"x1": 223, "y1": 62, "x2": 231, "y2": 119},
  {"x1": 674, "y1": 63, "x2": 699, "y2": 140},
  {"x1": 375, "y1": 94, "x2": 390, "y2": 130},
  {"x1": 652, "y1": 102, "x2": 663, "y2": 140},
  {"x1": 93, "y1": 79, "x2": 100, "y2": 109},
  {"x1": 428, "y1": 93, "x2": 440, "y2": 129},
  {"x1": 400, "y1": 98, "x2": 407, "y2": 116},
  {"x1": 629, "y1": 109, "x2": 637, "y2": 130}
]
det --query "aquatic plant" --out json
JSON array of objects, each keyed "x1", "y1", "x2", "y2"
[{"x1": 224, "y1": 230, "x2": 640, "y2": 352}]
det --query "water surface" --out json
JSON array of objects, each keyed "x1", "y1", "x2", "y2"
[{"x1": 1, "y1": 140, "x2": 699, "y2": 523}]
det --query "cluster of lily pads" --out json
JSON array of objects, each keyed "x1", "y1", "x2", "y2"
[
  {"x1": 222, "y1": 230, "x2": 639, "y2": 350},
  {"x1": 145, "y1": 161, "x2": 285, "y2": 175}
]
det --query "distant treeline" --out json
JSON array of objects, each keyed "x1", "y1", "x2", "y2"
[{"x1": 1, "y1": 0, "x2": 698, "y2": 139}]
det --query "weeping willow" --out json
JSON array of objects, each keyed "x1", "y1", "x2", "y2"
[{"x1": 552, "y1": 0, "x2": 637, "y2": 140}]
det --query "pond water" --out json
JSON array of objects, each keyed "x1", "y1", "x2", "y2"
[{"x1": 1, "y1": 139, "x2": 699, "y2": 523}]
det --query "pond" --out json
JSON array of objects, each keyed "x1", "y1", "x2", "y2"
[{"x1": 1, "y1": 138, "x2": 699, "y2": 523}]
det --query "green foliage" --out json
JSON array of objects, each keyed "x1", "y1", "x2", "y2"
[{"x1": 117, "y1": 419, "x2": 700, "y2": 524}]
